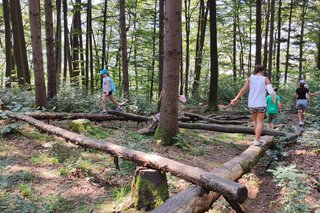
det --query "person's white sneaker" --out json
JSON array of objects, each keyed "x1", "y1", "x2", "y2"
[
  {"x1": 299, "y1": 122, "x2": 304, "y2": 126},
  {"x1": 253, "y1": 140, "x2": 261, "y2": 146}
]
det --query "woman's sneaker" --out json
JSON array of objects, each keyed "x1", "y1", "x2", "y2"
[
  {"x1": 299, "y1": 121, "x2": 304, "y2": 126},
  {"x1": 115, "y1": 107, "x2": 122, "y2": 112},
  {"x1": 253, "y1": 140, "x2": 261, "y2": 146}
]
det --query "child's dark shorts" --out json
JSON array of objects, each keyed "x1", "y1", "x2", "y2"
[
  {"x1": 267, "y1": 113, "x2": 278, "y2": 124},
  {"x1": 249, "y1": 106, "x2": 267, "y2": 113}
]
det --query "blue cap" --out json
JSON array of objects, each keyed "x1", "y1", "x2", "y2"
[{"x1": 100, "y1": 69, "x2": 108, "y2": 75}]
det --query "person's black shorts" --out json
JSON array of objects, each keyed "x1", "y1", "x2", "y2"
[{"x1": 104, "y1": 91, "x2": 113, "y2": 96}]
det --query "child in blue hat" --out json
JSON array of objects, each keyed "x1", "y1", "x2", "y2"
[{"x1": 100, "y1": 69, "x2": 122, "y2": 113}]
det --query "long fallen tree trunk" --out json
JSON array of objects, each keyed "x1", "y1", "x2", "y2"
[
  {"x1": 153, "y1": 135, "x2": 274, "y2": 213},
  {"x1": 184, "y1": 112, "x2": 248, "y2": 125},
  {"x1": 7, "y1": 112, "x2": 247, "y2": 203},
  {"x1": 179, "y1": 122, "x2": 297, "y2": 141},
  {"x1": 26, "y1": 111, "x2": 152, "y2": 123}
]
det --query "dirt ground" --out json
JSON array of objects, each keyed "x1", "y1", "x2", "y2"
[{"x1": 0, "y1": 111, "x2": 319, "y2": 212}]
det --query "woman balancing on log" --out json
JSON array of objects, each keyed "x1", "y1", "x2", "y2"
[{"x1": 230, "y1": 65, "x2": 276, "y2": 146}]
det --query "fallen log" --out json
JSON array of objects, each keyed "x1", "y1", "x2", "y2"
[
  {"x1": 153, "y1": 136, "x2": 274, "y2": 213},
  {"x1": 185, "y1": 112, "x2": 248, "y2": 125},
  {"x1": 26, "y1": 111, "x2": 152, "y2": 123},
  {"x1": 7, "y1": 112, "x2": 247, "y2": 203},
  {"x1": 179, "y1": 122, "x2": 297, "y2": 141}
]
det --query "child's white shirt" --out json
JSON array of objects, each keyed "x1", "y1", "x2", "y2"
[{"x1": 103, "y1": 76, "x2": 111, "y2": 93}]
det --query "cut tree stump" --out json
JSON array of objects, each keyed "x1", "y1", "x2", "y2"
[
  {"x1": 131, "y1": 167, "x2": 169, "y2": 211},
  {"x1": 7, "y1": 111, "x2": 248, "y2": 203},
  {"x1": 152, "y1": 136, "x2": 275, "y2": 213}
]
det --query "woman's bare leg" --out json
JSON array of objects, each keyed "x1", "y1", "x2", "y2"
[
  {"x1": 255, "y1": 112, "x2": 265, "y2": 142},
  {"x1": 102, "y1": 93, "x2": 107, "y2": 112}
]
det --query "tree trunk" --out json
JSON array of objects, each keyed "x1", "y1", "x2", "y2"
[
  {"x1": 119, "y1": 0, "x2": 130, "y2": 97},
  {"x1": 45, "y1": 0, "x2": 57, "y2": 99},
  {"x1": 158, "y1": 0, "x2": 165, "y2": 111},
  {"x1": 150, "y1": 0, "x2": 158, "y2": 102},
  {"x1": 85, "y1": 0, "x2": 91, "y2": 92},
  {"x1": 248, "y1": 0, "x2": 252, "y2": 76},
  {"x1": 184, "y1": 0, "x2": 191, "y2": 97},
  {"x1": 267, "y1": 0, "x2": 275, "y2": 79},
  {"x1": 192, "y1": 0, "x2": 208, "y2": 98},
  {"x1": 3, "y1": 0, "x2": 12, "y2": 88},
  {"x1": 298, "y1": 0, "x2": 307, "y2": 80},
  {"x1": 153, "y1": 136, "x2": 274, "y2": 213},
  {"x1": 155, "y1": 0, "x2": 182, "y2": 145},
  {"x1": 29, "y1": 0, "x2": 47, "y2": 107},
  {"x1": 55, "y1": 0, "x2": 62, "y2": 88},
  {"x1": 232, "y1": 0, "x2": 237, "y2": 79},
  {"x1": 275, "y1": 0, "x2": 282, "y2": 83},
  {"x1": 71, "y1": 0, "x2": 82, "y2": 85},
  {"x1": 7, "y1": 112, "x2": 247, "y2": 203},
  {"x1": 10, "y1": 0, "x2": 30, "y2": 86},
  {"x1": 88, "y1": 0, "x2": 94, "y2": 93},
  {"x1": 101, "y1": 0, "x2": 108, "y2": 69},
  {"x1": 208, "y1": 0, "x2": 219, "y2": 111},
  {"x1": 63, "y1": 0, "x2": 73, "y2": 82},
  {"x1": 284, "y1": 0, "x2": 293, "y2": 84},
  {"x1": 255, "y1": 0, "x2": 262, "y2": 65},
  {"x1": 184, "y1": 112, "x2": 248, "y2": 125},
  {"x1": 263, "y1": 0, "x2": 270, "y2": 70}
]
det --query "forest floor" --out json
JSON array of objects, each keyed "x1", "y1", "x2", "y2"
[{"x1": 0, "y1": 110, "x2": 319, "y2": 212}]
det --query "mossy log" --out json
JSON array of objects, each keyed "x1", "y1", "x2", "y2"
[
  {"x1": 131, "y1": 167, "x2": 169, "y2": 210},
  {"x1": 184, "y1": 112, "x2": 248, "y2": 125},
  {"x1": 7, "y1": 112, "x2": 247, "y2": 203},
  {"x1": 153, "y1": 136, "x2": 274, "y2": 213},
  {"x1": 26, "y1": 111, "x2": 152, "y2": 123}
]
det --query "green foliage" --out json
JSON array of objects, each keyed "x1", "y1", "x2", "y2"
[
  {"x1": 268, "y1": 165, "x2": 311, "y2": 213},
  {"x1": 126, "y1": 95, "x2": 158, "y2": 115},
  {"x1": 43, "y1": 195, "x2": 75, "y2": 213},
  {"x1": 30, "y1": 153, "x2": 59, "y2": 165},
  {"x1": 112, "y1": 186, "x2": 129, "y2": 201},
  {"x1": 0, "y1": 88, "x2": 35, "y2": 109},
  {"x1": 18, "y1": 183, "x2": 34, "y2": 199},
  {"x1": 0, "y1": 193, "x2": 37, "y2": 213},
  {"x1": 0, "y1": 122, "x2": 22, "y2": 136}
]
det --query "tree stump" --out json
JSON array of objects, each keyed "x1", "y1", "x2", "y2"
[
  {"x1": 131, "y1": 167, "x2": 169, "y2": 211},
  {"x1": 69, "y1": 118, "x2": 91, "y2": 132}
]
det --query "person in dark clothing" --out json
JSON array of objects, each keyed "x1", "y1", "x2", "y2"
[{"x1": 294, "y1": 80, "x2": 319, "y2": 126}]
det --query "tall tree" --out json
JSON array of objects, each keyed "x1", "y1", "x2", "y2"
[
  {"x1": 232, "y1": 0, "x2": 237, "y2": 79},
  {"x1": 150, "y1": 0, "x2": 158, "y2": 102},
  {"x1": 255, "y1": 0, "x2": 262, "y2": 65},
  {"x1": 158, "y1": 0, "x2": 165, "y2": 111},
  {"x1": 44, "y1": 0, "x2": 57, "y2": 99},
  {"x1": 267, "y1": 0, "x2": 275, "y2": 79},
  {"x1": 284, "y1": 0, "x2": 294, "y2": 84},
  {"x1": 275, "y1": 0, "x2": 282, "y2": 83},
  {"x1": 29, "y1": 0, "x2": 47, "y2": 106},
  {"x1": 101, "y1": 0, "x2": 108, "y2": 69},
  {"x1": 155, "y1": 0, "x2": 181, "y2": 145},
  {"x1": 63, "y1": 0, "x2": 73, "y2": 81},
  {"x1": 263, "y1": 0, "x2": 271, "y2": 70},
  {"x1": 55, "y1": 0, "x2": 62, "y2": 88},
  {"x1": 208, "y1": 0, "x2": 219, "y2": 111},
  {"x1": 248, "y1": 0, "x2": 253, "y2": 75},
  {"x1": 192, "y1": 0, "x2": 208, "y2": 98},
  {"x1": 184, "y1": 0, "x2": 191, "y2": 97},
  {"x1": 10, "y1": 0, "x2": 30, "y2": 86},
  {"x1": 119, "y1": 0, "x2": 130, "y2": 97},
  {"x1": 299, "y1": 0, "x2": 307, "y2": 79},
  {"x1": 3, "y1": 0, "x2": 12, "y2": 88},
  {"x1": 71, "y1": 0, "x2": 82, "y2": 84}
]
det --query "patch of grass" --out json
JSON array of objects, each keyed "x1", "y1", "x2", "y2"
[
  {"x1": 19, "y1": 130, "x2": 54, "y2": 141},
  {"x1": 18, "y1": 183, "x2": 34, "y2": 199},
  {"x1": 59, "y1": 167, "x2": 72, "y2": 177},
  {"x1": 51, "y1": 143, "x2": 80, "y2": 163},
  {"x1": 76, "y1": 159, "x2": 94, "y2": 172},
  {"x1": 0, "y1": 193, "x2": 37, "y2": 213},
  {"x1": 30, "y1": 153, "x2": 59, "y2": 165},
  {"x1": 85, "y1": 125, "x2": 110, "y2": 139},
  {"x1": 0, "y1": 171, "x2": 34, "y2": 189},
  {"x1": 112, "y1": 186, "x2": 129, "y2": 203},
  {"x1": 43, "y1": 195, "x2": 75, "y2": 213}
]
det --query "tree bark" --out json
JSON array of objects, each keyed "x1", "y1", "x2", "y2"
[
  {"x1": 7, "y1": 112, "x2": 248, "y2": 203},
  {"x1": 119, "y1": 0, "x2": 130, "y2": 97},
  {"x1": 284, "y1": 0, "x2": 293, "y2": 84},
  {"x1": 255, "y1": 0, "x2": 262, "y2": 65},
  {"x1": 158, "y1": 0, "x2": 165, "y2": 111},
  {"x1": 153, "y1": 136, "x2": 274, "y2": 213},
  {"x1": 232, "y1": 0, "x2": 237, "y2": 79},
  {"x1": 71, "y1": 0, "x2": 82, "y2": 85},
  {"x1": 101, "y1": 0, "x2": 108, "y2": 69},
  {"x1": 150, "y1": 0, "x2": 158, "y2": 102},
  {"x1": 45, "y1": 0, "x2": 57, "y2": 99},
  {"x1": 10, "y1": 0, "x2": 30, "y2": 86},
  {"x1": 3, "y1": 0, "x2": 12, "y2": 88},
  {"x1": 298, "y1": 0, "x2": 307, "y2": 80},
  {"x1": 184, "y1": 0, "x2": 191, "y2": 97},
  {"x1": 155, "y1": 0, "x2": 182, "y2": 145},
  {"x1": 29, "y1": 0, "x2": 47, "y2": 106},
  {"x1": 275, "y1": 0, "x2": 282, "y2": 83},
  {"x1": 263, "y1": 0, "x2": 270, "y2": 70},
  {"x1": 208, "y1": 0, "x2": 219, "y2": 110},
  {"x1": 267, "y1": 0, "x2": 275, "y2": 79},
  {"x1": 55, "y1": 0, "x2": 62, "y2": 88}
]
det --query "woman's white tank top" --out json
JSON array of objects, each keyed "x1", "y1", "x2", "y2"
[{"x1": 248, "y1": 75, "x2": 267, "y2": 108}]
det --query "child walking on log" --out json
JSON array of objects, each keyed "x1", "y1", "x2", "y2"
[
  {"x1": 230, "y1": 65, "x2": 276, "y2": 146},
  {"x1": 100, "y1": 69, "x2": 122, "y2": 114}
]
